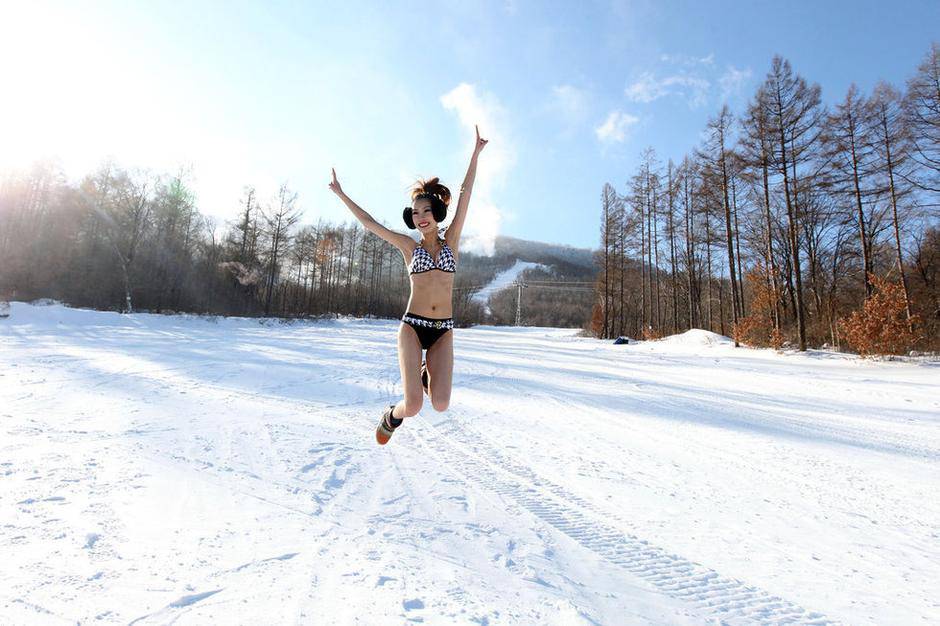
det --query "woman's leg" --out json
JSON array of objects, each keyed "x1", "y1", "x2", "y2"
[
  {"x1": 394, "y1": 322, "x2": 425, "y2": 419},
  {"x1": 425, "y1": 329, "x2": 453, "y2": 412}
]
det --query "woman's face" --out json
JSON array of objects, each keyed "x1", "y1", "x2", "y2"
[{"x1": 411, "y1": 198, "x2": 437, "y2": 234}]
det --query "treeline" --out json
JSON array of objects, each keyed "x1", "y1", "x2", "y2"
[
  {"x1": 0, "y1": 163, "x2": 487, "y2": 322},
  {"x1": 0, "y1": 157, "x2": 602, "y2": 328},
  {"x1": 593, "y1": 45, "x2": 940, "y2": 354}
]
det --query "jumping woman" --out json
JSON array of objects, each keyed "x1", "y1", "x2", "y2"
[{"x1": 329, "y1": 125, "x2": 488, "y2": 444}]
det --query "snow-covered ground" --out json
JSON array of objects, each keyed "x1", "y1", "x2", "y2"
[
  {"x1": 471, "y1": 259, "x2": 546, "y2": 315},
  {"x1": 2, "y1": 302, "x2": 938, "y2": 625}
]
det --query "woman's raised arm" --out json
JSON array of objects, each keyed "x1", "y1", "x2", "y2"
[
  {"x1": 445, "y1": 125, "x2": 488, "y2": 249},
  {"x1": 329, "y1": 168, "x2": 414, "y2": 254}
]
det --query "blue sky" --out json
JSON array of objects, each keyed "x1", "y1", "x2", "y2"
[{"x1": 2, "y1": 0, "x2": 938, "y2": 251}]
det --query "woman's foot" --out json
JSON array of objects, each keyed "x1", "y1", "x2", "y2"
[
  {"x1": 376, "y1": 404, "x2": 403, "y2": 445},
  {"x1": 420, "y1": 361, "x2": 429, "y2": 396}
]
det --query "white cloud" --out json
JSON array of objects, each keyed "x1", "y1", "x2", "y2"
[
  {"x1": 624, "y1": 72, "x2": 668, "y2": 103},
  {"x1": 440, "y1": 83, "x2": 515, "y2": 256},
  {"x1": 549, "y1": 84, "x2": 589, "y2": 121},
  {"x1": 624, "y1": 72, "x2": 711, "y2": 108},
  {"x1": 719, "y1": 65, "x2": 752, "y2": 100},
  {"x1": 545, "y1": 84, "x2": 591, "y2": 139},
  {"x1": 595, "y1": 110, "x2": 639, "y2": 143},
  {"x1": 668, "y1": 75, "x2": 711, "y2": 107},
  {"x1": 660, "y1": 52, "x2": 715, "y2": 66}
]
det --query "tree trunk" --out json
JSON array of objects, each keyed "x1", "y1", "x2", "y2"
[
  {"x1": 779, "y1": 126, "x2": 807, "y2": 350},
  {"x1": 879, "y1": 103, "x2": 915, "y2": 330}
]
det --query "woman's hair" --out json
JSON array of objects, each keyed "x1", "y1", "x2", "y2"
[
  {"x1": 410, "y1": 177, "x2": 451, "y2": 208},
  {"x1": 404, "y1": 177, "x2": 451, "y2": 229}
]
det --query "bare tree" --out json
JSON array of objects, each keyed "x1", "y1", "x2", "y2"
[
  {"x1": 702, "y1": 105, "x2": 742, "y2": 344},
  {"x1": 261, "y1": 183, "x2": 301, "y2": 316},
  {"x1": 741, "y1": 88, "x2": 783, "y2": 330},
  {"x1": 871, "y1": 81, "x2": 916, "y2": 328},
  {"x1": 666, "y1": 160, "x2": 680, "y2": 334},
  {"x1": 597, "y1": 183, "x2": 618, "y2": 338},
  {"x1": 81, "y1": 165, "x2": 153, "y2": 312},
  {"x1": 903, "y1": 42, "x2": 940, "y2": 199},
  {"x1": 762, "y1": 56, "x2": 825, "y2": 350},
  {"x1": 822, "y1": 83, "x2": 878, "y2": 296}
]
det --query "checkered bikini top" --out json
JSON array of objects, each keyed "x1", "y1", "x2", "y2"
[{"x1": 409, "y1": 238, "x2": 457, "y2": 274}]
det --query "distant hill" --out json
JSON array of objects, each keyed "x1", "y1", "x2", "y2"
[
  {"x1": 454, "y1": 236, "x2": 598, "y2": 329},
  {"x1": 493, "y1": 235, "x2": 596, "y2": 270}
]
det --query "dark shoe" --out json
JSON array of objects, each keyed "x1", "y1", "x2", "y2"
[
  {"x1": 420, "y1": 361, "x2": 429, "y2": 396},
  {"x1": 376, "y1": 404, "x2": 402, "y2": 445}
]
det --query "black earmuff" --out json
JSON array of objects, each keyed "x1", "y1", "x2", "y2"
[
  {"x1": 403, "y1": 207, "x2": 416, "y2": 229},
  {"x1": 430, "y1": 196, "x2": 447, "y2": 222}
]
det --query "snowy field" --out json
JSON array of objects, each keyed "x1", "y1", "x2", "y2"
[{"x1": 2, "y1": 302, "x2": 938, "y2": 625}]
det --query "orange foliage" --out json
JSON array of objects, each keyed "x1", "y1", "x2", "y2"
[
  {"x1": 839, "y1": 274, "x2": 920, "y2": 356},
  {"x1": 733, "y1": 264, "x2": 783, "y2": 349},
  {"x1": 590, "y1": 303, "x2": 605, "y2": 338}
]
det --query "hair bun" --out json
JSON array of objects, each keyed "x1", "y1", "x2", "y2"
[{"x1": 411, "y1": 177, "x2": 451, "y2": 208}]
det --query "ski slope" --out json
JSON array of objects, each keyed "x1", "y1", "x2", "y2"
[
  {"x1": 2, "y1": 302, "x2": 938, "y2": 625},
  {"x1": 471, "y1": 259, "x2": 546, "y2": 315}
]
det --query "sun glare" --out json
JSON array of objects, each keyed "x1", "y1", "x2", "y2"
[{"x1": 0, "y1": 2, "x2": 188, "y2": 176}]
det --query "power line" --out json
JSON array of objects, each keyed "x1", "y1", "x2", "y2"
[
  {"x1": 452, "y1": 283, "x2": 596, "y2": 292},
  {"x1": 450, "y1": 279, "x2": 597, "y2": 326},
  {"x1": 525, "y1": 285, "x2": 595, "y2": 290},
  {"x1": 524, "y1": 281, "x2": 595, "y2": 285}
]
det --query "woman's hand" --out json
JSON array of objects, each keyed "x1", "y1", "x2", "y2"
[
  {"x1": 473, "y1": 125, "x2": 488, "y2": 156},
  {"x1": 328, "y1": 168, "x2": 344, "y2": 196}
]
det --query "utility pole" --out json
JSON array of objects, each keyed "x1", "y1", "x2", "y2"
[{"x1": 514, "y1": 282, "x2": 527, "y2": 326}]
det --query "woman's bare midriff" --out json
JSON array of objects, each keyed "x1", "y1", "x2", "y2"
[{"x1": 405, "y1": 270, "x2": 454, "y2": 318}]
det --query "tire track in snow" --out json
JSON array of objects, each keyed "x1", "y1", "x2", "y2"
[
  {"x1": 410, "y1": 415, "x2": 836, "y2": 625},
  {"x1": 127, "y1": 588, "x2": 225, "y2": 624}
]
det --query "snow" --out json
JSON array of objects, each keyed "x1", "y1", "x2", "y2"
[
  {"x1": 2, "y1": 302, "x2": 939, "y2": 625},
  {"x1": 658, "y1": 328, "x2": 733, "y2": 346},
  {"x1": 471, "y1": 259, "x2": 546, "y2": 314}
]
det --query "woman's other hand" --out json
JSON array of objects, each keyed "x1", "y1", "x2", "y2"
[
  {"x1": 328, "y1": 168, "x2": 344, "y2": 196},
  {"x1": 474, "y1": 125, "x2": 488, "y2": 155}
]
